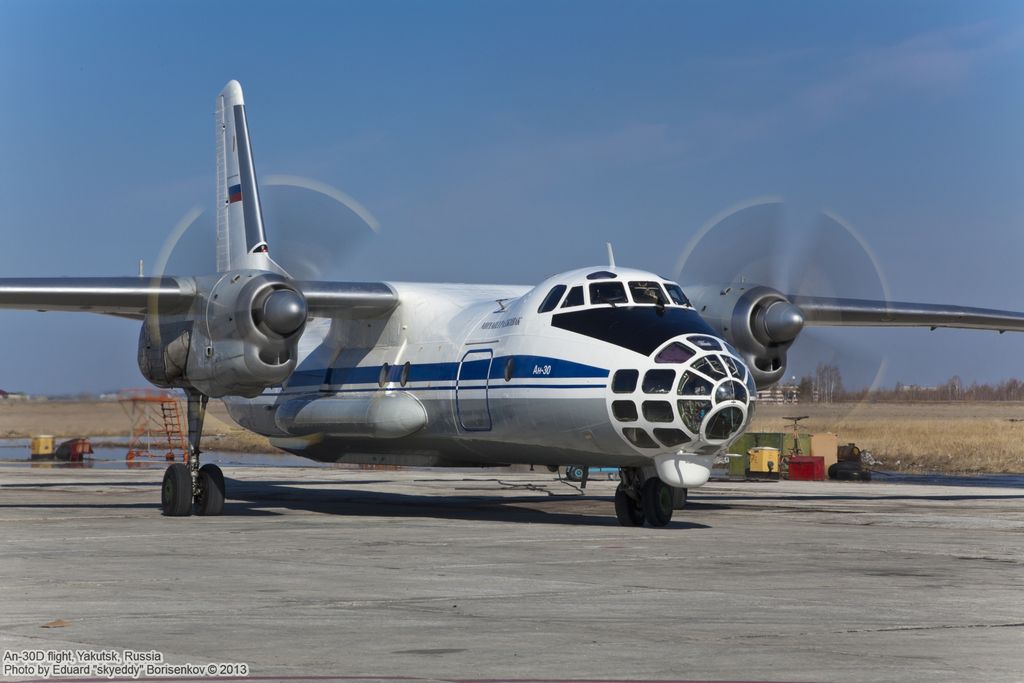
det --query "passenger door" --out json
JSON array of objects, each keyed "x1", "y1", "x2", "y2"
[{"x1": 456, "y1": 349, "x2": 493, "y2": 431}]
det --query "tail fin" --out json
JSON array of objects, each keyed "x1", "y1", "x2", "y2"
[{"x1": 215, "y1": 80, "x2": 285, "y2": 274}]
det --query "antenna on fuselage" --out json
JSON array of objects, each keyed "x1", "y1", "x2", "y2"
[{"x1": 606, "y1": 242, "x2": 616, "y2": 268}]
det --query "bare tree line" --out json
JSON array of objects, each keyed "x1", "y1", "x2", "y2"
[{"x1": 794, "y1": 366, "x2": 1024, "y2": 402}]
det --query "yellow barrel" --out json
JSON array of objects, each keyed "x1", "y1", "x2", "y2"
[
  {"x1": 30, "y1": 435, "x2": 55, "y2": 457},
  {"x1": 748, "y1": 446, "x2": 780, "y2": 474}
]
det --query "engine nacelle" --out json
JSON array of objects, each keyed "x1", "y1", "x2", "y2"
[
  {"x1": 138, "y1": 271, "x2": 308, "y2": 398},
  {"x1": 685, "y1": 284, "x2": 804, "y2": 389}
]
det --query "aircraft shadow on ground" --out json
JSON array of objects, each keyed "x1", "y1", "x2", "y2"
[
  {"x1": 0, "y1": 477, "x2": 709, "y2": 528},
  {"x1": 223, "y1": 478, "x2": 712, "y2": 528}
]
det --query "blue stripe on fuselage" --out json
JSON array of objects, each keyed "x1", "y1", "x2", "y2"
[{"x1": 286, "y1": 355, "x2": 608, "y2": 390}]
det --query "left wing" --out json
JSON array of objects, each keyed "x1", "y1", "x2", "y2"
[{"x1": 0, "y1": 277, "x2": 399, "y2": 320}]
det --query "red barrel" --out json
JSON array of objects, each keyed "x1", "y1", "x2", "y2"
[{"x1": 788, "y1": 456, "x2": 825, "y2": 481}]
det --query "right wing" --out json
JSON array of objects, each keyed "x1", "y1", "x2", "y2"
[
  {"x1": 790, "y1": 295, "x2": 1024, "y2": 333},
  {"x1": 0, "y1": 277, "x2": 196, "y2": 318}
]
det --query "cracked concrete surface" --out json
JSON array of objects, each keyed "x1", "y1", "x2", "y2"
[{"x1": 0, "y1": 465, "x2": 1022, "y2": 682}]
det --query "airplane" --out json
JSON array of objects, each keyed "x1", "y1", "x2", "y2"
[{"x1": 3, "y1": 80, "x2": 1024, "y2": 527}]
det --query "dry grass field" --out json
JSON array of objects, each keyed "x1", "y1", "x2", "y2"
[
  {"x1": 0, "y1": 400, "x2": 275, "y2": 453},
  {"x1": 3, "y1": 399, "x2": 1023, "y2": 473},
  {"x1": 751, "y1": 401, "x2": 1024, "y2": 473}
]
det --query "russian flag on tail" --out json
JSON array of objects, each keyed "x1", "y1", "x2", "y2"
[{"x1": 228, "y1": 184, "x2": 242, "y2": 204}]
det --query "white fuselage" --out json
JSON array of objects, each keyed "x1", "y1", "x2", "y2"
[{"x1": 223, "y1": 267, "x2": 756, "y2": 487}]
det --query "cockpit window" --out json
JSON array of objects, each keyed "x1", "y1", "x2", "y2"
[
  {"x1": 629, "y1": 281, "x2": 668, "y2": 305},
  {"x1": 664, "y1": 284, "x2": 690, "y2": 307},
  {"x1": 537, "y1": 285, "x2": 566, "y2": 313},
  {"x1": 561, "y1": 286, "x2": 584, "y2": 308},
  {"x1": 586, "y1": 270, "x2": 617, "y2": 280},
  {"x1": 626, "y1": 282, "x2": 667, "y2": 305},
  {"x1": 589, "y1": 281, "x2": 628, "y2": 305}
]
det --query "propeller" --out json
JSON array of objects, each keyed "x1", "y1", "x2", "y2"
[
  {"x1": 675, "y1": 198, "x2": 890, "y2": 400},
  {"x1": 156, "y1": 175, "x2": 380, "y2": 282}
]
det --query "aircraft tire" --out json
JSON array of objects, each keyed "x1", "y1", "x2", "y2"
[
  {"x1": 614, "y1": 486, "x2": 644, "y2": 526},
  {"x1": 641, "y1": 477, "x2": 673, "y2": 527},
  {"x1": 195, "y1": 464, "x2": 225, "y2": 516},
  {"x1": 162, "y1": 463, "x2": 193, "y2": 517}
]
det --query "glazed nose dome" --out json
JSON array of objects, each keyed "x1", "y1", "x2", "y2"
[{"x1": 609, "y1": 335, "x2": 755, "y2": 451}]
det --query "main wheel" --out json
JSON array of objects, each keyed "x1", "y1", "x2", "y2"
[
  {"x1": 641, "y1": 477, "x2": 674, "y2": 527},
  {"x1": 614, "y1": 486, "x2": 644, "y2": 526},
  {"x1": 195, "y1": 464, "x2": 225, "y2": 516},
  {"x1": 161, "y1": 463, "x2": 192, "y2": 516}
]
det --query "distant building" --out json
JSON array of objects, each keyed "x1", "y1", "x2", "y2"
[
  {"x1": 757, "y1": 383, "x2": 800, "y2": 403},
  {"x1": 0, "y1": 390, "x2": 29, "y2": 401}
]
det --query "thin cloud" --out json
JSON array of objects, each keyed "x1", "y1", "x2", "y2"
[{"x1": 697, "y1": 22, "x2": 1024, "y2": 145}]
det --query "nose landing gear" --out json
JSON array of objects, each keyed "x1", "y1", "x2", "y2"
[
  {"x1": 615, "y1": 467, "x2": 680, "y2": 527},
  {"x1": 161, "y1": 390, "x2": 225, "y2": 516}
]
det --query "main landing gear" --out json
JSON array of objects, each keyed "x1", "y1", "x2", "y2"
[
  {"x1": 614, "y1": 467, "x2": 686, "y2": 527},
  {"x1": 161, "y1": 390, "x2": 225, "y2": 516}
]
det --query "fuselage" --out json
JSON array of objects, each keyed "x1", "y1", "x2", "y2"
[{"x1": 223, "y1": 266, "x2": 756, "y2": 485}]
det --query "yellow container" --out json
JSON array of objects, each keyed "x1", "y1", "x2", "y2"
[
  {"x1": 30, "y1": 435, "x2": 55, "y2": 457},
  {"x1": 748, "y1": 446, "x2": 780, "y2": 474}
]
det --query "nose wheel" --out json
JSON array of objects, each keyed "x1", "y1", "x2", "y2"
[
  {"x1": 161, "y1": 390, "x2": 225, "y2": 516},
  {"x1": 615, "y1": 468, "x2": 675, "y2": 527}
]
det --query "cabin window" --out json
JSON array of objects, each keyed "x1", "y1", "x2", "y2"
[
  {"x1": 642, "y1": 369, "x2": 676, "y2": 394},
  {"x1": 654, "y1": 428, "x2": 690, "y2": 447},
  {"x1": 400, "y1": 361, "x2": 411, "y2": 387},
  {"x1": 706, "y1": 407, "x2": 744, "y2": 440},
  {"x1": 504, "y1": 357, "x2": 515, "y2": 382},
  {"x1": 715, "y1": 381, "x2": 748, "y2": 404},
  {"x1": 678, "y1": 371, "x2": 713, "y2": 397},
  {"x1": 722, "y1": 355, "x2": 743, "y2": 378},
  {"x1": 655, "y1": 342, "x2": 695, "y2": 364},
  {"x1": 612, "y1": 369, "x2": 639, "y2": 393},
  {"x1": 612, "y1": 400, "x2": 638, "y2": 422},
  {"x1": 538, "y1": 285, "x2": 567, "y2": 313},
  {"x1": 589, "y1": 281, "x2": 628, "y2": 305},
  {"x1": 692, "y1": 356, "x2": 727, "y2": 380},
  {"x1": 561, "y1": 286, "x2": 584, "y2": 308},
  {"x1": 678, "y1": 399, "x2": 712, "y2": 433},
  {"x1": 665, "y1": 284, "x2": 690, "y2": 306},
  {"x1": 629, "y1": 281, "x2": 667, "y2": 305},
  {"x1": 689, "y1": 335, "x2": 722, "y2": 351},
  {"x1": 378, "y1": 363, "x2": 390, "y2": 388},
  {"x1": 642, "y1": 400, "x2": 674, "y2": 423},
  {"x1": 622, "y1": 427, "x2": 659, "y2": 449}
]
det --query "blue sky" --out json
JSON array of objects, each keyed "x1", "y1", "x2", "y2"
[{"x1": 1, "y1": 1, "x2": 1023, "y2": 393}]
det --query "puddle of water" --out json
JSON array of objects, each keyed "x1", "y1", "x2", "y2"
[
  {"x1": 873, "y1": 470, "x2": 1024, "y2": 488},
  {"x1": 1, "y1": 439, "x2": 1021, "y2": 485}
]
